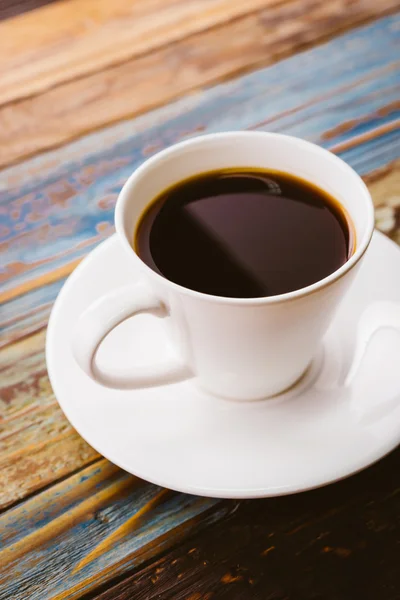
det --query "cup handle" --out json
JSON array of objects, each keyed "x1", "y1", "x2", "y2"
[
  {"x1": 72, "y1": 282, "x2": 192, "y2": 388},
  {"x1": 345, "y1": 300, "x2": 400, "y2": 386}
]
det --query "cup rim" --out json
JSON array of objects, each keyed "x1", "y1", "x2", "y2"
[{"x1": 115, "y1": 131, "x2": 375, "y2": 306}]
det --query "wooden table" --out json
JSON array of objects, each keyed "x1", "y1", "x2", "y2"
[{"x1": 1, "y1": 1, "x2": 399, "y2": 598}]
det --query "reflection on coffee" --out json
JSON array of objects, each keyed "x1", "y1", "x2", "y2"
[{"x1": 135, "y1": 168, "x2": 354, "y2": 298}]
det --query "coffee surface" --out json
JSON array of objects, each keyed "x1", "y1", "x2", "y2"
[{"x1": 135, "y1": 169, "x2": 352, "y2": 298}]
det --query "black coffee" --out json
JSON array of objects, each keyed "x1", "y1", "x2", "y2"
[{"x1": 135, "y1": 169, "x2": 354, "y2": 298}]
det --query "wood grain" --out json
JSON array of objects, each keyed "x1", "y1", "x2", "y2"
[
  {"x1": 0, "y1": 330, "x2": 99, "y2": 508},
  {"x1": 1, "y1": 16, "x2": 399, "y2": 510},
  {"x1": 94, "y1": 449, "x2": 400, "y2": 600},
  {"x1": 0, "y1": 0, "x2": 284, "y2": 106},
  {"x1": 0, "y1": 460, "x2": 233, "y2": 600},
  {"x1": 0, "y1": 0, "x2": 398, "y2": 168}
]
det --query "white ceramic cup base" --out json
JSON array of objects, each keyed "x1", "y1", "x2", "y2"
[{"x1": 46, "y1": 231, "x2": 400, "y2": 498}]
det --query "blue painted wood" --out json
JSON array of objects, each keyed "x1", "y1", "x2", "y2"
[
  {"x1": 1, "y1": 16, "x2": 399, "y2": 341},
  {"x1": 0, "y1": 459, "x2": 233, "y2": 600}
]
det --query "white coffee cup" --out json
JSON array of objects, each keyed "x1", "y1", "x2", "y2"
[{"x1": 72, "y1": 132, "x2": 374, "y2": 400}]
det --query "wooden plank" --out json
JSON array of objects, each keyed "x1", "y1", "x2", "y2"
[
  {"x1": 93, "y1": 449, "x2": 400, "y2": 600},
  {"x1": 1, "y1": 14, "x2": 399, "y2": 509},
  {"x1": 0, "y1": 0, "x2": 398, "y2": 168},
  {"x1": 0, "y1": 0, "x2": 285, "y2": 106},
  {"x1": 0, "y1": 460, "x2": 234, "y2": 600},
  {"x1": 0, "y1": 330, "x2": 99, "y2": 508}
]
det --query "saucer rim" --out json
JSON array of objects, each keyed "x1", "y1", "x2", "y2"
[{"x1": 46, "y1": 231, "x2": 400, "y2": 498}]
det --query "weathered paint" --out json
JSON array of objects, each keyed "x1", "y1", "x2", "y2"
[{"x1": 0, "y1": 459, "x2": 234, "y2": 600}]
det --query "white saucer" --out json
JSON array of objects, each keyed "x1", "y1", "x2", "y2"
[{"x1": 46, "y1": 232, "x2": 400, "y2": 498}]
